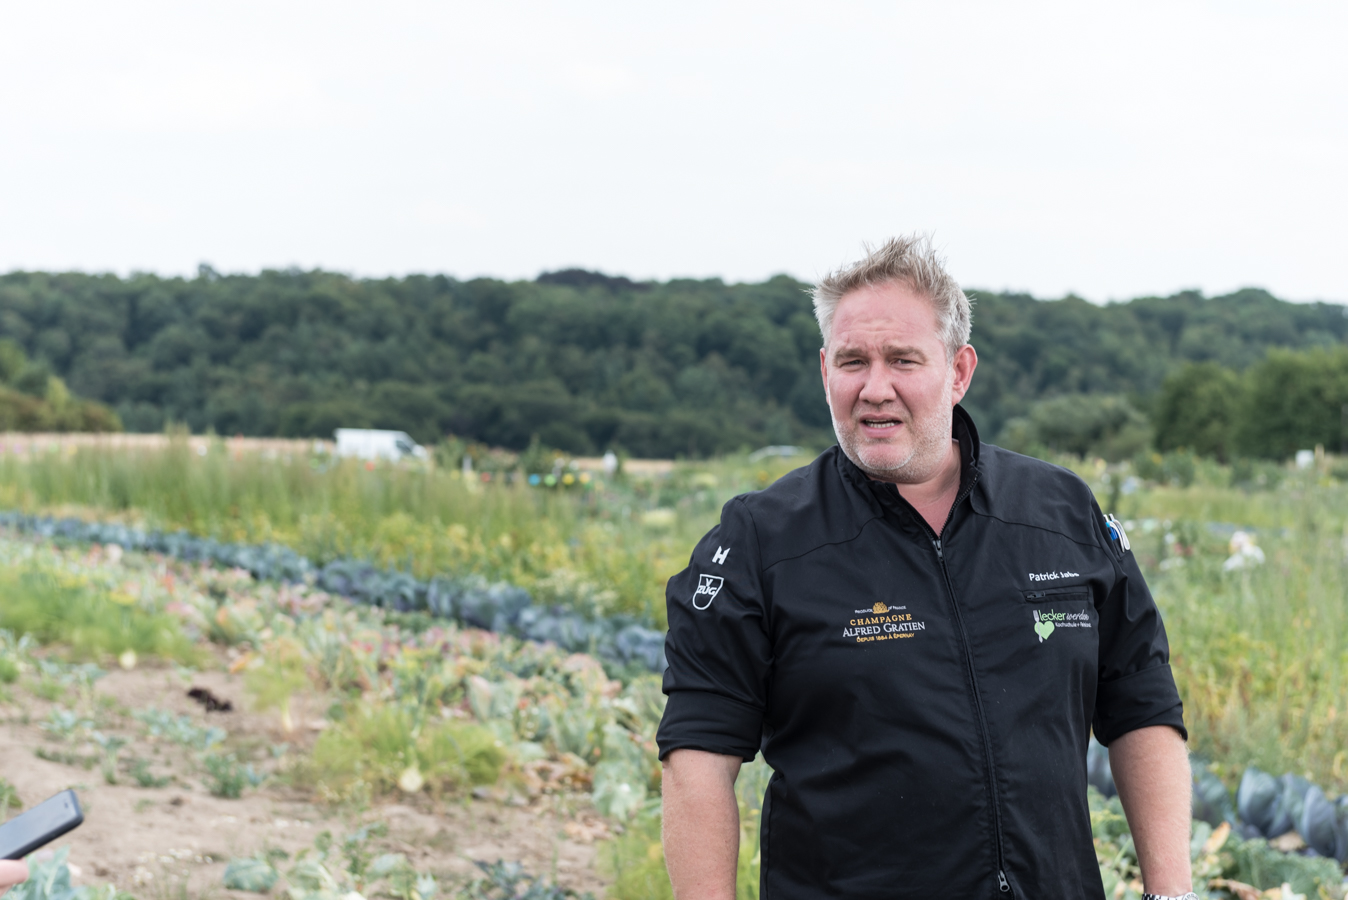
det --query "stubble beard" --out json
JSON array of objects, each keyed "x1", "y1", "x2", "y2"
[{"x1": 832, "y1": 400, "x2": 954, "y2": 484}]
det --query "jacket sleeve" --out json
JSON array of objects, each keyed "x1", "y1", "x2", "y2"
[
  {"x1": 1089, "y1": 500, "x2": 1188, "y2": 746},
  {"x1": 656, "y1": 497, "x2": 771, "y2": 762}
]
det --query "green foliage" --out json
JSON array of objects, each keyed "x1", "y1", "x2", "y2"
[
  {"x1": 0, "y1": 269, "x2": 831, "y2": 453},
  {"x1": 602, "y1": 758, "x2": 771, "y2": 900},
  {"x1": 306, "y1": 704, "x2": 504, "y2": 801},
  {"x1": 1238, "y1": 346, "x2": 1348, "y2": 459},
  {"x1": 202, "y1": 751, "x2": 264, "y2": 798},
  {"x1": 0, "y1": 339, "x2": 27, "y2": 383},
  {"x1": 1153, "y1": 362, "x2": 1245, "y2": 461},
  {"x1": 1100, "y1": 472, "x2": 1348, "y2": 791},
  {"x1": 2, "y1": 269, "x2": 1344, "y2": 451},
  {"x1": 91, "y1": 730, "x2": 127, "y2": 785},
  {"x1": 0, "y1": 629, "x2": 31, "y2": 692},
  {"x1": 0, "y1": 338, "x2": 119, "y2": 433},
  {"x1": 6, "y1": 847, "x2": 132, "y2": 900},
  {"x1": 127, "y1": 757, "x2": 171, "y2": 788},
  {"x1": 996, "y1": 394, "x2": 1150, "y2": 461},
  {"x1": 963, "y1": 288, "x2": 1347, "y2": 436},
  {"x1": 1152, "y1": 347, "x2": 1348, "y2": 461},
  {"x1": 0, "y1": 443, "x2": 805, "y2": 625},
  {"x1": 0, "y1": 566, "x2": 198, "y2": 664},
  {"x1": 1133, "y1": 450, "x2": 1201, "y2": 488},
  {"x1": 0, "y1": 777, "x2": 20, "y2": 820},
  {"x1": 222, "y1": 857, "x2": 280, "y2": 893},
  {"x1": 41, "y1": 707, "x2": 93, "y2": 741},
  {"x1": 1219, "y1": 836, "x2": 1343, "y2": 896},
  {"x1": 134, "y1": 707, "x2": 226, "y2": 750},
  {"x1": 1091, "y1": 790, "x2": 1346, "y2": 900},
  {"x1": 244, "y1": 636, "x2": 311, "y2": 733},
  {"x1": 600, "y1": 810, "x2": 671, "y2": 900},
  {"x1": 460, "y1": 860, "x2": 589, "y2": 900},
  {"x1": 262, "y1": 825, "x2": 438, "y2": 900}
]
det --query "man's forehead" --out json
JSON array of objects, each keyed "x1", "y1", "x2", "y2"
[{"x1": 830, "y1": 282, "x2": 941, "y2": 345}]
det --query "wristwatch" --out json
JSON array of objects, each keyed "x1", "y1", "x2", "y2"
[{"x1": 1141, "y1": 894, "x2": 1198, "y2": 900}]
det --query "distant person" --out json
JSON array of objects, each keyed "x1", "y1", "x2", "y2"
[
  {"x1": 657, "y1": 236, "x2": 1194, "y2": 899},
  {"x1": 0, "y1": 860, "x2": 27, "y2": 897}
]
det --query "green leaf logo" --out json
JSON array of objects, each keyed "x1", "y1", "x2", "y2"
[{"x1": 1034, "y1": 620, "x2": 1055, "y2": 642}]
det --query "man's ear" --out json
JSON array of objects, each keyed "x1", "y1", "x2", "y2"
[
  {"x1": 819, "y1": 347, "x2": 830, "y2": 405},
  {"x1": 949, "y1": 344, "x2": 978, "y2": 404}
]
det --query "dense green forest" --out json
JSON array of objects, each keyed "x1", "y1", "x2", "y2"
[{"x1": 0, "y1": 266, "x2": 1344, "y2": 458}]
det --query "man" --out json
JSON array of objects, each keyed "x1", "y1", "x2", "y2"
[{"x1": 657, "y1": 237, "x2": 1193, "y2": 899}]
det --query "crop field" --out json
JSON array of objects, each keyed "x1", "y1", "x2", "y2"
[{"x1": 0, "y1": 440, "x2": 1345, "y2": 899}]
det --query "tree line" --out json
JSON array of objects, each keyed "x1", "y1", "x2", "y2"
[{"x1": 0, "y1": 266, "x2": 1343, "y2": 459}]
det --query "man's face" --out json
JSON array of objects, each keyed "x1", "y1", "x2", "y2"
[{"x1": 820, "y1": 280, "x2": 976, "y2": 483}]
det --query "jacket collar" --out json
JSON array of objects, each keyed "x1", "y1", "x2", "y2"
[
  {"x1": 836, "y1": 404, "x2": 981, "y2": 485},
  {"x1": 835, "y1": 404, "x2": 982, "y2": 528}
]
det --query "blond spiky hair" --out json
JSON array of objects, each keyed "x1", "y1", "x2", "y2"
[{"x1": 812, "y1": 235, "x2": 973, "y2": 360}]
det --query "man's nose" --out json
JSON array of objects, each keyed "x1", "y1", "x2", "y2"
[{"x1": 857, "y1": 361, "x2": 897, "y2": 405}]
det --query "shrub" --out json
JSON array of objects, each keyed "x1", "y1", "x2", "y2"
[
  {"x1": 305, "y1": 703, "x2": 503, "y2": 801},
  {"x1": 1236, "y1": 346, "x2": 1348, "y2": 460},
  {"x1": 997, "y1": 394, "x2": 1150, "y2": 461},
  {"x1": 1153, "y1": 362, "x2": 1244, "y2": 461},
  {"x1": 203, "y1": 752, "x2": 264, "y2": 799}
]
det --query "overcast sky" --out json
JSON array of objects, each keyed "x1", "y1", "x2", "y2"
[{"x1": 1, "y1": 2, "x2": 1345, "y2": 302}]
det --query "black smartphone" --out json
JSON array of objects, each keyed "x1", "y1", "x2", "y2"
[{"x1": 0, "y1": 790, "x2": 84, "y2": 860}]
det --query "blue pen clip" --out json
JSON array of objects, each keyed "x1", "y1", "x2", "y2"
[{"x1": 1103, "y1": 514, "x2": 1131, "y2": 552}]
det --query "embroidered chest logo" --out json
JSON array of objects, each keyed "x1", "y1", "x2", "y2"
[
  {"x1": 1031, "y1": 608, "x2": 1092, "y2": 642},
  {"x1": 692, "y1": 574, "x2": 724, "y2": 610},
  {"x1": 843, "y1": 601, "x2": 926, "y2": 644}
]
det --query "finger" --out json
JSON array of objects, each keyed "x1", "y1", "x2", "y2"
[{"x1": 0, "y1": 859, "x2": 30, "y2": 887}]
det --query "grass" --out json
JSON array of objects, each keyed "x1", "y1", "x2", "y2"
[
  {"x1": 1, "y1": 440, "x2": 1347, "y2": 895},
  {"x1": 0, "y1": 565, "x2": 199, "y2": 665},
  {"x1": 6, "y1": 440, "x2": 1341, "y2": 788},
  {"x1": 302, "y1": 704, "x2": 505, "y2": 803},
  {"x1": 0, "y1": 440, "x2": 804, "y2": 626},
  {"x1": 1107, "y1": 475, "x2": 1348, "y2": 792}
]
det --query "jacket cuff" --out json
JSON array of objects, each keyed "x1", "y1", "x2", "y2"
[
  {"x1": 1093, "y1": 663, "x2": 1188, "y2": 746},
  {"x1": 657, "y1": 690, "x2": 763, "y2": 761}
]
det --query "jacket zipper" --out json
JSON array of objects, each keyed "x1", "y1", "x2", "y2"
[{"x1": 920, "y1": 473, "x2": 1012, "y2": 894}]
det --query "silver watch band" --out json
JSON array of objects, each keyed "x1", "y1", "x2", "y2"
[{"x1": 1141, "y1": 893, "x2": 1198, "y2": 900}]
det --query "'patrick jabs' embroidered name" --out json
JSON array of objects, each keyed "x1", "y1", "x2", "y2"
[{"x1": 1027, "y1": 570, "x2": 1080, "y2": 583}]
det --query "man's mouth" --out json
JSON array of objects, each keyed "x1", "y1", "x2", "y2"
[{"x1": 860, "y1": 417, "x2": 902, "y2": 431}]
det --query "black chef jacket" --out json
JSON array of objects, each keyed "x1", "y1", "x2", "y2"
[{"x1": 656, "y1": 405, "x2": 1186, "y2": 899}]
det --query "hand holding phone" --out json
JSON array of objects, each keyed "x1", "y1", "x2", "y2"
[{"x1": 0, "y1": 791, "x2": 84, "y2": 861}]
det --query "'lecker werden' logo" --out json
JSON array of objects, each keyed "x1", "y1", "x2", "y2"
[{"x1": 693, "y1": 574, "x2": 724, "y2": 610}]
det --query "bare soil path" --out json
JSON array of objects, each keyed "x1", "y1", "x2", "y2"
[{"x1": 0, "y1": 664, "x2": 612, "y2": 898}]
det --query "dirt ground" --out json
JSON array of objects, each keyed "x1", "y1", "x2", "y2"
[{"x1": 0, "y1": 664, "x2": 613, "y2": 898}]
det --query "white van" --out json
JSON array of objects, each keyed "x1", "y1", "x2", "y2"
[{"x1": 333, "y1": 429, "x2": 428, "y2": 462}]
